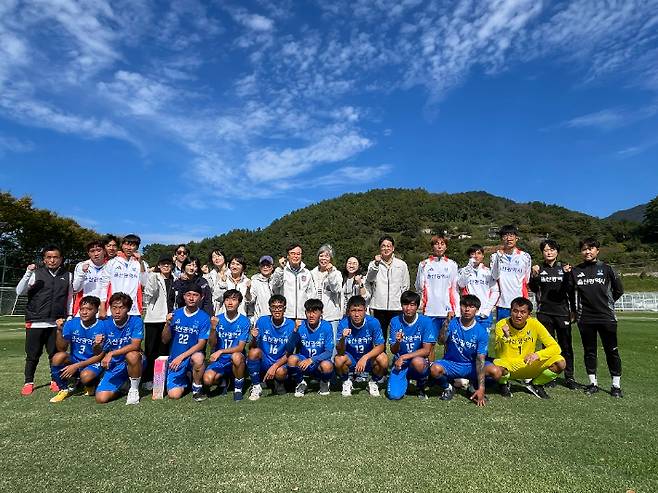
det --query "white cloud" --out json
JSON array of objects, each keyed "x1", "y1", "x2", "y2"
[
  {"x1": 560, "y1": 103, "x2": 658, "y2": 130},
  {"x1": 0, "y1": 135, "x2": 33, "y2": 154}
]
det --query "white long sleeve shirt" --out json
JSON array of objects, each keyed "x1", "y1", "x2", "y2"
[
  {"x1": 415, "y1": 256, "x2": 459, "y2": 317},
  {"x1": 490, "y1": 248, "x2": 531, "y2": 309},
  {"x1": 457, "y1": 262, "x2": 499, "y2": 318}
]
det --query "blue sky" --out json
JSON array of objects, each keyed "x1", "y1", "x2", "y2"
[{"x1": 1, "y1": 0, "x2": 657, "y2": 246}]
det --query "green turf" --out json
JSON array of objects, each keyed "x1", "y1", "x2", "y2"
[{"x1": 0, "y1": 316, "x2": 656, "y2": 493}]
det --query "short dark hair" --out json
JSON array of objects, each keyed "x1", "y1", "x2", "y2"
[
  {"x1": 269, "y1": 294, "x2": 286, "y2": 306},
  {"x1": 579, "y1": 237, "x2": 600, "y2": 250},
  {"x1": 208, "y1": 248, "x2": 226, "y2": 266},
  {"x1": 510, "y1": 297, "x2": 533, "y2": 312},
  {"x1": 466, "y1": 244, "x2": 484, "y2": 256},
  {"x1": 400, "y1": 290, "x2": 420, "y2": 306},
  {"x1": 80, "y1": 295, "x2": 101, "y2": 309},
  {"x1": 102, "y1": 234, "x2": 118, "y2": 246},
  {"x1": 460, "y1": 294, "x2": 481, "y2": 309},
  {"x1": 430, "y1": 234, "x2": 448, "y2": 246},
  {"x1": 86, "y1": 240, "x2": 104, "y2": 252},
  {"x1": 122, "y1": 234, "x2": 141, "y2": 246},
  {"x1": 498, "y1": 225, "x2": 518, "y2": 238},
  {"x1": 175, "y1": 244, "x2": 189, "y2": 255},
  {"x1": 378, "y1": 235, "x2": 395, "y2": 247},
  {"x1": 223, "y1": 289, "x2": 243, "y2": 304},
  {"x1": 42, "y1": 244, "x2": 62, "y2": 257},
  {"x1": 181, "y1": 256, "x2": 200, "y2": 274},
  {"x1": 347, "y1": 295, "x2": 367, "y2": 310},
  {"x1": 286, "y1": 243, "x2": 302, "y2": 254},
  {"x1": 228, "y1": 254, "x2": 247, "y2": 272},
  {"x1": 539, "y1": 239, "x2": 560, "y2": 252},
  {"x1": 108, "y1": 292, "x2": 133, "y2": 309},
  {"x1": 304, "y1": 298, "x2": 324, "y2": 312}
]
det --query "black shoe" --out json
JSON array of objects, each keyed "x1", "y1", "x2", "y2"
[
  {"x1": 192, "y1": 391, "x2": 207, "y2": 402},
  {"x1": 439, "y1": 385, "x2": 454, "y2": 401},
  {"x1": 500, "y1": 382, "x2": 512, "y2": 397},
  {"x1": 610, "y1": 386, "x2": 623, "y2": 398},
  {"x1": 545, "y1": 380, "x2": 557, "y2": 388},
  {"x1": 584, "y1": 383, "x2": 599, "y2": 395},
  {"x1": 417, "y1": 388, "x2": 428, "y2": 401},
  {"x1": 564, "y1": 378, "x2": 578, "y2": 390},
  {"x1": 526, "y1": 383, "x2": 550, "y2": 399}
]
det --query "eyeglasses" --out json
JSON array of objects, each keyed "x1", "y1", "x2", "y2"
[{"x1": 176, "y1": 250, "x2": 187, "y2": 255}]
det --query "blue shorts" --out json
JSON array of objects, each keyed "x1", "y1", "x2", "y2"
[
  {"x1": 496, "y1": 307, "x2": 510, "y2": 321},
  {"x1": 250, "y1": 356, "x2": 287, "y2": 375},
  {"x1": 97, "y1": 355, "x2": 146, "y2": 394},
  {"x1": 166, "y1": 358, "x2": 192, "y2": 391},
  {"x1": 387, "y1": 359, "x2": 430, "y2": 400},
  {"x1": 206, "y1": 358, "x2": 234, "y2": 377},
  {"x1": 432, "y1": 358, "x2": 491, "y2": 381},
  {"x1": 71, "y1": 355, "x2": 103, "y2": 378},
  {"x1": 345, "y1": 352, "x2": 373, "y2": 373}
]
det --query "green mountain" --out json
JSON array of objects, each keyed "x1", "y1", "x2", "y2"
[
  {"x1": 143, "y1": 189, "x2": 656, "y2": 276},
  {"x1": 607, "y1": 203, "x2": 647, "y2": 223}
]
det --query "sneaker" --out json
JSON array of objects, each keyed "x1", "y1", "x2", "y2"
[
  {"x1": 318, "y1": 381, "x2": 330, "y2": 396},
  {"x1": 219, "y1": 377, "x2": 229, "y2": 396},
  {"x1": 84, "y1": 385, "x2": 96, "y2": 396},
  {"x1": 545, "y1": 380, "x2": 557, "y2": 388},
  {"x1": 584, "y1": 383, "x2": 599, "y2": 395},
  {"x1": 192, "y1": 391, "x2": 207, "y2": 402},
  {"x1": 294, "y1": 380, "x2": 307, "y2": 398},
  {"x1": 143, "y1": 381, "x2": 154, "y2": 391},
  {"x1": 610, "y1": 386, "x2": 623, "y2": 398},
  {"x1": 564, "y1": 378, "x2": 578, "y2": 390},
  {"x1": 341, "y1": 378, "x2": 353, "y2": 397},
  {"x1": 368, "y1": 380, "x2": 380, "y2": 397},
  {"x1": 417, "y1": 388, "x2": 428, "y2": 401},
  {"x1": 526, "y1": 383, "x2": 550, "y2": 399},
  {"x1": 440, "y1": 384, "x2": 455, "y2": 401},
  {"x1": 233, "y1": 389, "x2": 243, "y2": 401},
  {"x1": 49, "y1": 389, "x2": 71, "y2": 403},
  {"x1": 126, "y1": 388, "x2": 140, "y2": 405},
  {"x1": 249, "y1": 384, "x2": 262, "y2": 401},
  {"x1": 500, "y1": 382, "x2": 512, "y2": 397},
  {"x1": 50, "y1": 380, "x2": 60, "y2": 393},
  {"x1": 274, "y1": 380, "x2": 286, "y2": 396},
  {"x1": 453, "y1": 378, "x2": 469, "y2": 388},
  {"x1": 21, "y1": 383, "x2": 35, "y2": 396}
]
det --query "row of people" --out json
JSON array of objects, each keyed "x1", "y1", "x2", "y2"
[{"x1": 17, "y1": 226, "x2": 624, "y2": 398}]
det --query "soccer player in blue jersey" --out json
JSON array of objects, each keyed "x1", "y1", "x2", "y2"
[
  {"x1": 203, "y1": 289, "x2": 250, "y2": 401},
  {"x1": 335, "y1": 295, "x2": 388, "y2": 397},
  {"x1": 387, "y1": 291, "x2": 437, "y2": 401},
  {"x1": 287, "y1": 298, "x2": 335, "y2": 397},
  {"x1": 49, "y1": 296, "x2": 106, "y2": 403},
  {"x1": 162, "y1": 284, "x2": 210, "y2": 401},
  {"x1": 247, "y1": 294, "x2": 296, "y2": 401},
  {"x1": 95, "y1": 292, "x2": 144, "y2": 405},
  {"x1": 429, "y1": 294, "x2": 495, "y2": 406}
]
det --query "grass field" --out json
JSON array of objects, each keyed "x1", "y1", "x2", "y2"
[{"x1": 0, "y1": 315, "x2": 656, "y2": 493}]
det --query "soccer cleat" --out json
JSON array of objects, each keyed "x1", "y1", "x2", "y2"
[
  {"x1": 584, "y1": 384, "x2": 599, "y2": 395},
  {"x1": 294, "y1": 380, "x2": 307, "y2": 398},
  {"x1": 249, "y1": 384, "x2": 262, "y2": 401},
  {"x1": 219, "y1": 377, "x2": 229, "y2": 396},
  {"x1": 417, "y1": 388, "x2": 428, "y2": 401},
  {"x1": 274, "y1": 380, "x2": 286, "y2": 396},
  {"x1": 233, "y1": 389, "x2": 243, "y2": 401},
  {"x1": 50, "y1": 380, "x2": 60, "y2": 393},
  {"x1": 142, "y1": 381, "x2": 154, "y2": 391},
  {"x1": 545, "y1": 380, "x2": 557, "y2": 388},
  {"x1": 564, "y1": 378, "x2": 578, "y2": 390},
  {"x1": 318, "y1": 381, "x2": 330, "y2": 396},
  {"x1": 84, "y1": 385, "x2": 96, "y2": 396},
  {"x1": 610, "y1": 386, "x2": 623, "y2": 398},
  {"x1": 526, "y1": 383, "x2": 550, "y2": 399},
  {"x1": 368, "y1": 380, "x2": 380, "y2": 397},
  {"x1": 341, "y1": 378, "x2": 353, "y2": 397},
  {"x1": 439, "y1": 384, "x2": 455, "y2": 401},
  {"x1": 125, "y1": 388, "x2": 140, "y2": 405},
  {"x1": 49, "y1": 389, "x2": 71, "y2": 403},
  {"x1": 21, "y1": 383, "x2": 35, "y2": 396},
  {"x1": 192, "y1": 391, "x2": 207, "y2": 402},
  {"x1": 500, "y1": 382, "x2": 512, "y2": 397}
]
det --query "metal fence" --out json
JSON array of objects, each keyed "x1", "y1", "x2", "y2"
[{"x1": 615, "y1": 292, "x2": 658, "y2": 312}]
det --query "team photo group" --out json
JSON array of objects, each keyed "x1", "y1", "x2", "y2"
[{"x1": 16, "y1": 224, "x2": 624, "y2": 405}]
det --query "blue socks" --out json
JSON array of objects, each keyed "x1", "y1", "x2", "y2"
[{"x1": 247, "y1": 359, "x2": 261, "y2": 385}]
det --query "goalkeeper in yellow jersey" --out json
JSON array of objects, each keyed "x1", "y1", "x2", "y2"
[{"x1": 489, "y1": 297, "x2": 566, "y2": 399}]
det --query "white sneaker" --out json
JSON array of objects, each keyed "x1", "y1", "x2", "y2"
[
  {"x1": 341, "y1": 378, "x2": 353, "y2": 397},
  {"x1": 294, "y1": 380, "x2": 307, "y2": 397},
  {"x1": 318, "y1": 381, "x2": 330, "y2": 396},
  {"x1": 453, "y1": 378, "x2": 469, "y2": 389},
  {"x1": 368, "y1": 380, "x2": 380, "y2": 397},
  {"x1": 143, "y1": 381, "x2": 154, "y2": 391},
  {"x1": 126, "y1": 388, "x2": 140, "y2": 405},
  {"x1": 249, "y1": 384, "x2": 262, "y2": 401}
]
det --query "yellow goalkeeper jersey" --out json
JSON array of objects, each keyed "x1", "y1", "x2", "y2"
[{"x1": 494, "y1": 317, "x2": 561, "y2": 361}]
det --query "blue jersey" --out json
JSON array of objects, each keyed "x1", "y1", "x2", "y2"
[
  {"x1": 62, "y1": 318, "x2": 105, "y2": 362},
  {"x1": 214, "y1": 312, "x2": 250, "y2": 362},
  {"x1": 297, "y1": 319, "x2": 334, "y2": 362},
  {"x1": 102, "y1": 315, "x2": 144, "y2": 364},
  {"x1": 388, "y1": 314, "x2": 436, "y2": 357},
  {"x1": 443, "y1": 317, "x2": 489, "y2": 364},
  {"x1": 255, "y1": 315, "x2": 295, "y2": 363},
  {"x1": 338, "y1": 315, "x2": 385, "y2": 360},
  {"x1": 169, "y1": 308, "x2": 211, "y2": 359}
]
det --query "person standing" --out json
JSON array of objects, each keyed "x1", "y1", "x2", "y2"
[
  {"x1": 457, "y1": 244, "x2": 499, "y2": 331},
  {"x1": 341, "y1": 256, "x2": 369, "y2": 313},
  {"x1": 16, "y1": 245, "x2": 73, "y2": 395},
  {"x1": 310, "y1": 244, "x2": 343, "y2": 338},
  {"x1": 172, "y1": 244, "x2": 190, "y2": 279},
  {"x1": 271, "y1": 243, "x2": 316, "y2": 324},
  {"x1": 246, "y1": 255, "x2": 275, "y2": 323},
  {"x1": 71, "y1": 240, "x2": 106, "y2": 316},
  {"x1": 570, "y1": 238, "x2": 624, "y2": 397},
  {"x1": 366, "y1": 235, "x2": 410, "y2": 340},
  {"x1": 490, "y1": 225, "x2": 531, "y2": 321}
]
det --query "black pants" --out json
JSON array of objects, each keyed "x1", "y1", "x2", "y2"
[
  {"x1": 143, "y1": 322, "x2": 170, "y2": 382},
  {"x1": 372, "y1": 309, "x2": 401, "y2": 342},
  {"x1": 24, "y1": 326, "x2": 57, "y2": 384},
  {"x1": 537, "y1": 313, "x2": 574, "y2": 380},
  {"x1": 578, "y1": 322, "x2": 622, "y2": 377}
]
